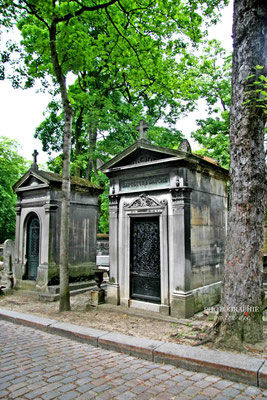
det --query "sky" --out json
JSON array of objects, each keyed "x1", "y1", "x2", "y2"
[{"x1": 0, "y1": 1, "x2": 234, "y2": 165}]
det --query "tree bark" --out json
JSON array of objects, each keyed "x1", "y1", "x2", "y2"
[
  {"x1": 50, "y1": 20, "x2": 73, "y2": 312},
  {"x1": 213, "y1": 0, "x2": 267, "y2": 347},
  {"x1": 86, "y1": 123, "x2": 97, "y2": 180},
  {"x1": 74, "y1": 108, "x2": 84, "y2": 178}
]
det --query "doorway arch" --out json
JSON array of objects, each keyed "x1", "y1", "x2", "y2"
[{"x1": 26, "y1": 213, "x2": 40, "y2": 280}]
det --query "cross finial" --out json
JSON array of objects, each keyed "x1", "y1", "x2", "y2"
[
  {"x1": 136, "y1": 120, "x2": 149, "y2": 140},
  {"x1": 31, "y1": 150, "x2": 39, "y2": 170}
]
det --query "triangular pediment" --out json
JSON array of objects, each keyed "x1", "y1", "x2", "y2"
[
  {"x1": 115, "y1": 148, "x2": 170, "y2": 167},
  {"x1": 21, "y1": 175, "x2": 45, "y2": 187},
  {"x1": 101, "y1": 140, "x2": 186, "y2": 172},
  {"x1": 13, "y1": 170, "x2": 49, "y2": 192}
]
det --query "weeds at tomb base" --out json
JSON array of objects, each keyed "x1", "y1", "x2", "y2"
[{"x1": 0, "y1": 290, "x2": 266, "y2": 358}]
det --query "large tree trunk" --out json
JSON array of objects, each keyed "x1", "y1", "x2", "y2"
[
  {"x1": 86, "y1": 123, "x2": 97, "y2": 180},
  {"x1": 50, "y1": 21, "x2": 73, "y2": 312},
  {"x1": 74, "y1": 108, "x2": 84, "y2": 178},
  {"x1": 213, "y1": 0, "x2": 267, "y2": 348}
]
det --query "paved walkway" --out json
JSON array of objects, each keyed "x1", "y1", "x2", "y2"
[{"x1": 0, "y1": 321, "x2": 266, "y2": 400}]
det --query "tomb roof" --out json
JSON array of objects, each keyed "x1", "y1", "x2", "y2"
[
  {"x1": 13, "y1": 168, "x2": 103, "y2": 193},
  {"x1": 100, "y1": 139, "x2": 228, "y2": 176}
]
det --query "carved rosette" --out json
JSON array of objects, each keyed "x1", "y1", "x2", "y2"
[{"x1": 124, "y1": 193, "x2": 167, "y2": 209}]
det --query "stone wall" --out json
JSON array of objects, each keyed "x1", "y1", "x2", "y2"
[
  {"x1": 189, "y1": 169, "x2": 228, "y2": 291},
  {"x1": 47, "y1": 189, "x2": 99, "y2": 284}
]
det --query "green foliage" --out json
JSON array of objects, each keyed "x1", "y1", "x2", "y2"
[
  {"x1": 0, "y1": 0, "x2": 230, "y2": 234},
  {"x1": 193, "y1": 111, "x2": 230, "y2": 168},
  {"x1": 147, "y1": 126, "x2": 184, "y2": 149},
  {"x1": 243, "y1": 66, "x2": 267, "y2": 115},
  {"x1": 94, "y1": 172, "x2": 110, "y2": 233},
  {"x1": 35, "y1": 100, "x2": 64, "y2": 154},
  {"x1": 0, "y1": 137, "x2": 28, "y2": 242},
  {"x1": 191, "y1": 40, "x2": 232, "y2": 168}
]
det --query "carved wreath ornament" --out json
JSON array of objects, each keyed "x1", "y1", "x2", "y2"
[{"x1": 124, "y1": 193, "x2": 167, "y2": 209}]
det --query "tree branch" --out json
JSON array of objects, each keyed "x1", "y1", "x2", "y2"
[
  {"x1": 105, "y1": 7, "x2": 151, "y2": 82},
  {"x1": 55, "y1": 0, "x2": 118, "y2": 23},
  {"x1": 23, "y1": 0, "x2": 50, "y2": 29}
]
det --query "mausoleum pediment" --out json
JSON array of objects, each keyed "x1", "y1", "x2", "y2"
[
  {"x1": 21, "y1": 175, "x2": 47, "y2": 188},
  {"x1": 115, "y1": 148, "x2": 171, "y2": 167},
  {"x1": 101, "y1": 141, "x2": 186, "y2": 172},
  {"x1": 13, "y1": 171, "x2": 49, "y2": 192}
]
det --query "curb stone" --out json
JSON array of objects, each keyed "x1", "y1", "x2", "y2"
[
  {"x1": 98, "y1": 331, "x2": 163, "y2": 360},
  {"x1": 0, "y1": 308, "x2": 266, "y2": 389},
  {"x1": 259, "y1": 361, "x2": 267, "y2": 388}
]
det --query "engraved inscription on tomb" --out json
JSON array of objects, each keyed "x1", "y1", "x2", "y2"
[
  {"x1": 130, "y1": 154, "x2": 156, "y2": 165},
  {"x1": 120, "y1": 174, "x2": 169, "y2": 191}
]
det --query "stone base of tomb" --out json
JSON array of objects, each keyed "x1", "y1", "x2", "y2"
[
  {"x1": 106, "y1": 282, "x2": 120, "y2": 305},
  {"x1": 13, "y1": 261, "x2": 97, "y2": 292},
  {"x1": 171, "y1": 291, "x2": 195, "y2": 319},
  {"x1": 192, "y1": 281, "x2": 222, "y2": 314}
]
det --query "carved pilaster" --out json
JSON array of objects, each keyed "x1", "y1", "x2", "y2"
[
  {"x1": 170, "y1": 187, "x2": 192, "y2": 293},
  {"x1": 15, "y1": 204, "x2": 21, "y2": 215},
  {"x1": 108, "y1": 194, "x2": 120, "y2": 301},
  {"x1": 109, "y1": 195, "x2": 120, "y2": 216},
  {"x1": 44, "y1": 201, "x2": 58, "y2": 213},
  {"x1": 171, "y1": 187, "x2": 192, "y2": 208}
]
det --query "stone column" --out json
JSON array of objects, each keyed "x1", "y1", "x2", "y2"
[
  {"x1": 106, "y1": 194, "x2": 120, "y2": 305},
  {"x1": 13, "y1": 202, "x2": 23, "y2": 282},
  {"x1": 169, "y1": 187, "x2": 194, "y2": 318},
  {"x1": 36, "y1": 201, "x2": 58, "y2": 290}
]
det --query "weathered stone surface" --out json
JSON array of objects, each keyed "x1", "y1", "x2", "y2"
[
  {"x1": 0, "y1": 308, "x2": 57, "y2": 330},
  {"x1": 0, "y1": 239, "x2": 15, "y2": 290},
  {"x1": 258, "y1": 361, "x2": 267, "y2": 389},
  {"x1": 12, "y1": 166, "x2": 103, "y2": 292},
  {"x1": 89, "y1": 289, "x2": 105, "y2": 306},
  {"x1": 154, "y1": 342, "x2": 264, "y2": 386},
  {"x1": 101, "y1": 138, "x2": 228, "y2": 318},
  {"x1": 98, "y1": 331, "x2": 163, "y2": 360},
  {"x1": 48, "y1": 322, "x2": 108, "y2": 346}
]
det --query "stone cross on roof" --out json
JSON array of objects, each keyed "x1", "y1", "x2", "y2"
[
  {"x1": 136, "y1": 120, "x2": 149, "y2": 140},
  {"x1": 31, "y1": 149, "x2": 39, "y2": 170}
]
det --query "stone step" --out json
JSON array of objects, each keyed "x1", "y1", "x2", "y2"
[
  {"x1": 16, "y1": 280, "x2": 37, "y2": 291},
  {"x1": 39, "y1": 284, "x2": 107, "y2": 302},
  {"x1": 47, "y1": 280, "x2": 95, "y2": 294}
]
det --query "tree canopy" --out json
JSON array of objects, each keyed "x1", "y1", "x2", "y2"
[
  {"x1": 0, "y1": 137, "x2": 28, "y2": 244},
  {"x1": 190, "y1": 40, "x2": 231, "y2": 169},
  {"x1": 0, "y1": 0, "x2": 229, "y2": 310}
]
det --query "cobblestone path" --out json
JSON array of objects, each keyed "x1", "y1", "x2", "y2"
[{"x1": 0, "y1": 321, "x2": 266, "y2": 400}]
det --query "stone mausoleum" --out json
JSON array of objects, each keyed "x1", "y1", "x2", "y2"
[
  {"x1": 13, "y1": 152, "x2": 102, "y2": 292},
  {"x1": 101, "y1": 123, "x2": 228, "y2": 318}
]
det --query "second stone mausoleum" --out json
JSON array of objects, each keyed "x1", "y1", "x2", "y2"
[
  {"x1": 13, "y1": 153, "x2": 103, "y2": 292},
  {"x1": 101, "y1": 128, "x2": 228, "y2": 318}
]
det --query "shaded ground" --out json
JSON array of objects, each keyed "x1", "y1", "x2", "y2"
[{"x1": 0, "y1": 290, "x2": 266, "y2": 359}]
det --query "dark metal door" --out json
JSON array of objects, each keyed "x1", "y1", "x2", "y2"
[
  {"x1": 27, "y1": 215, "x2": 40, "y2": 280},
  {"x1": 130, "y1": 217, "x2": 161, "y2": 303}
]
